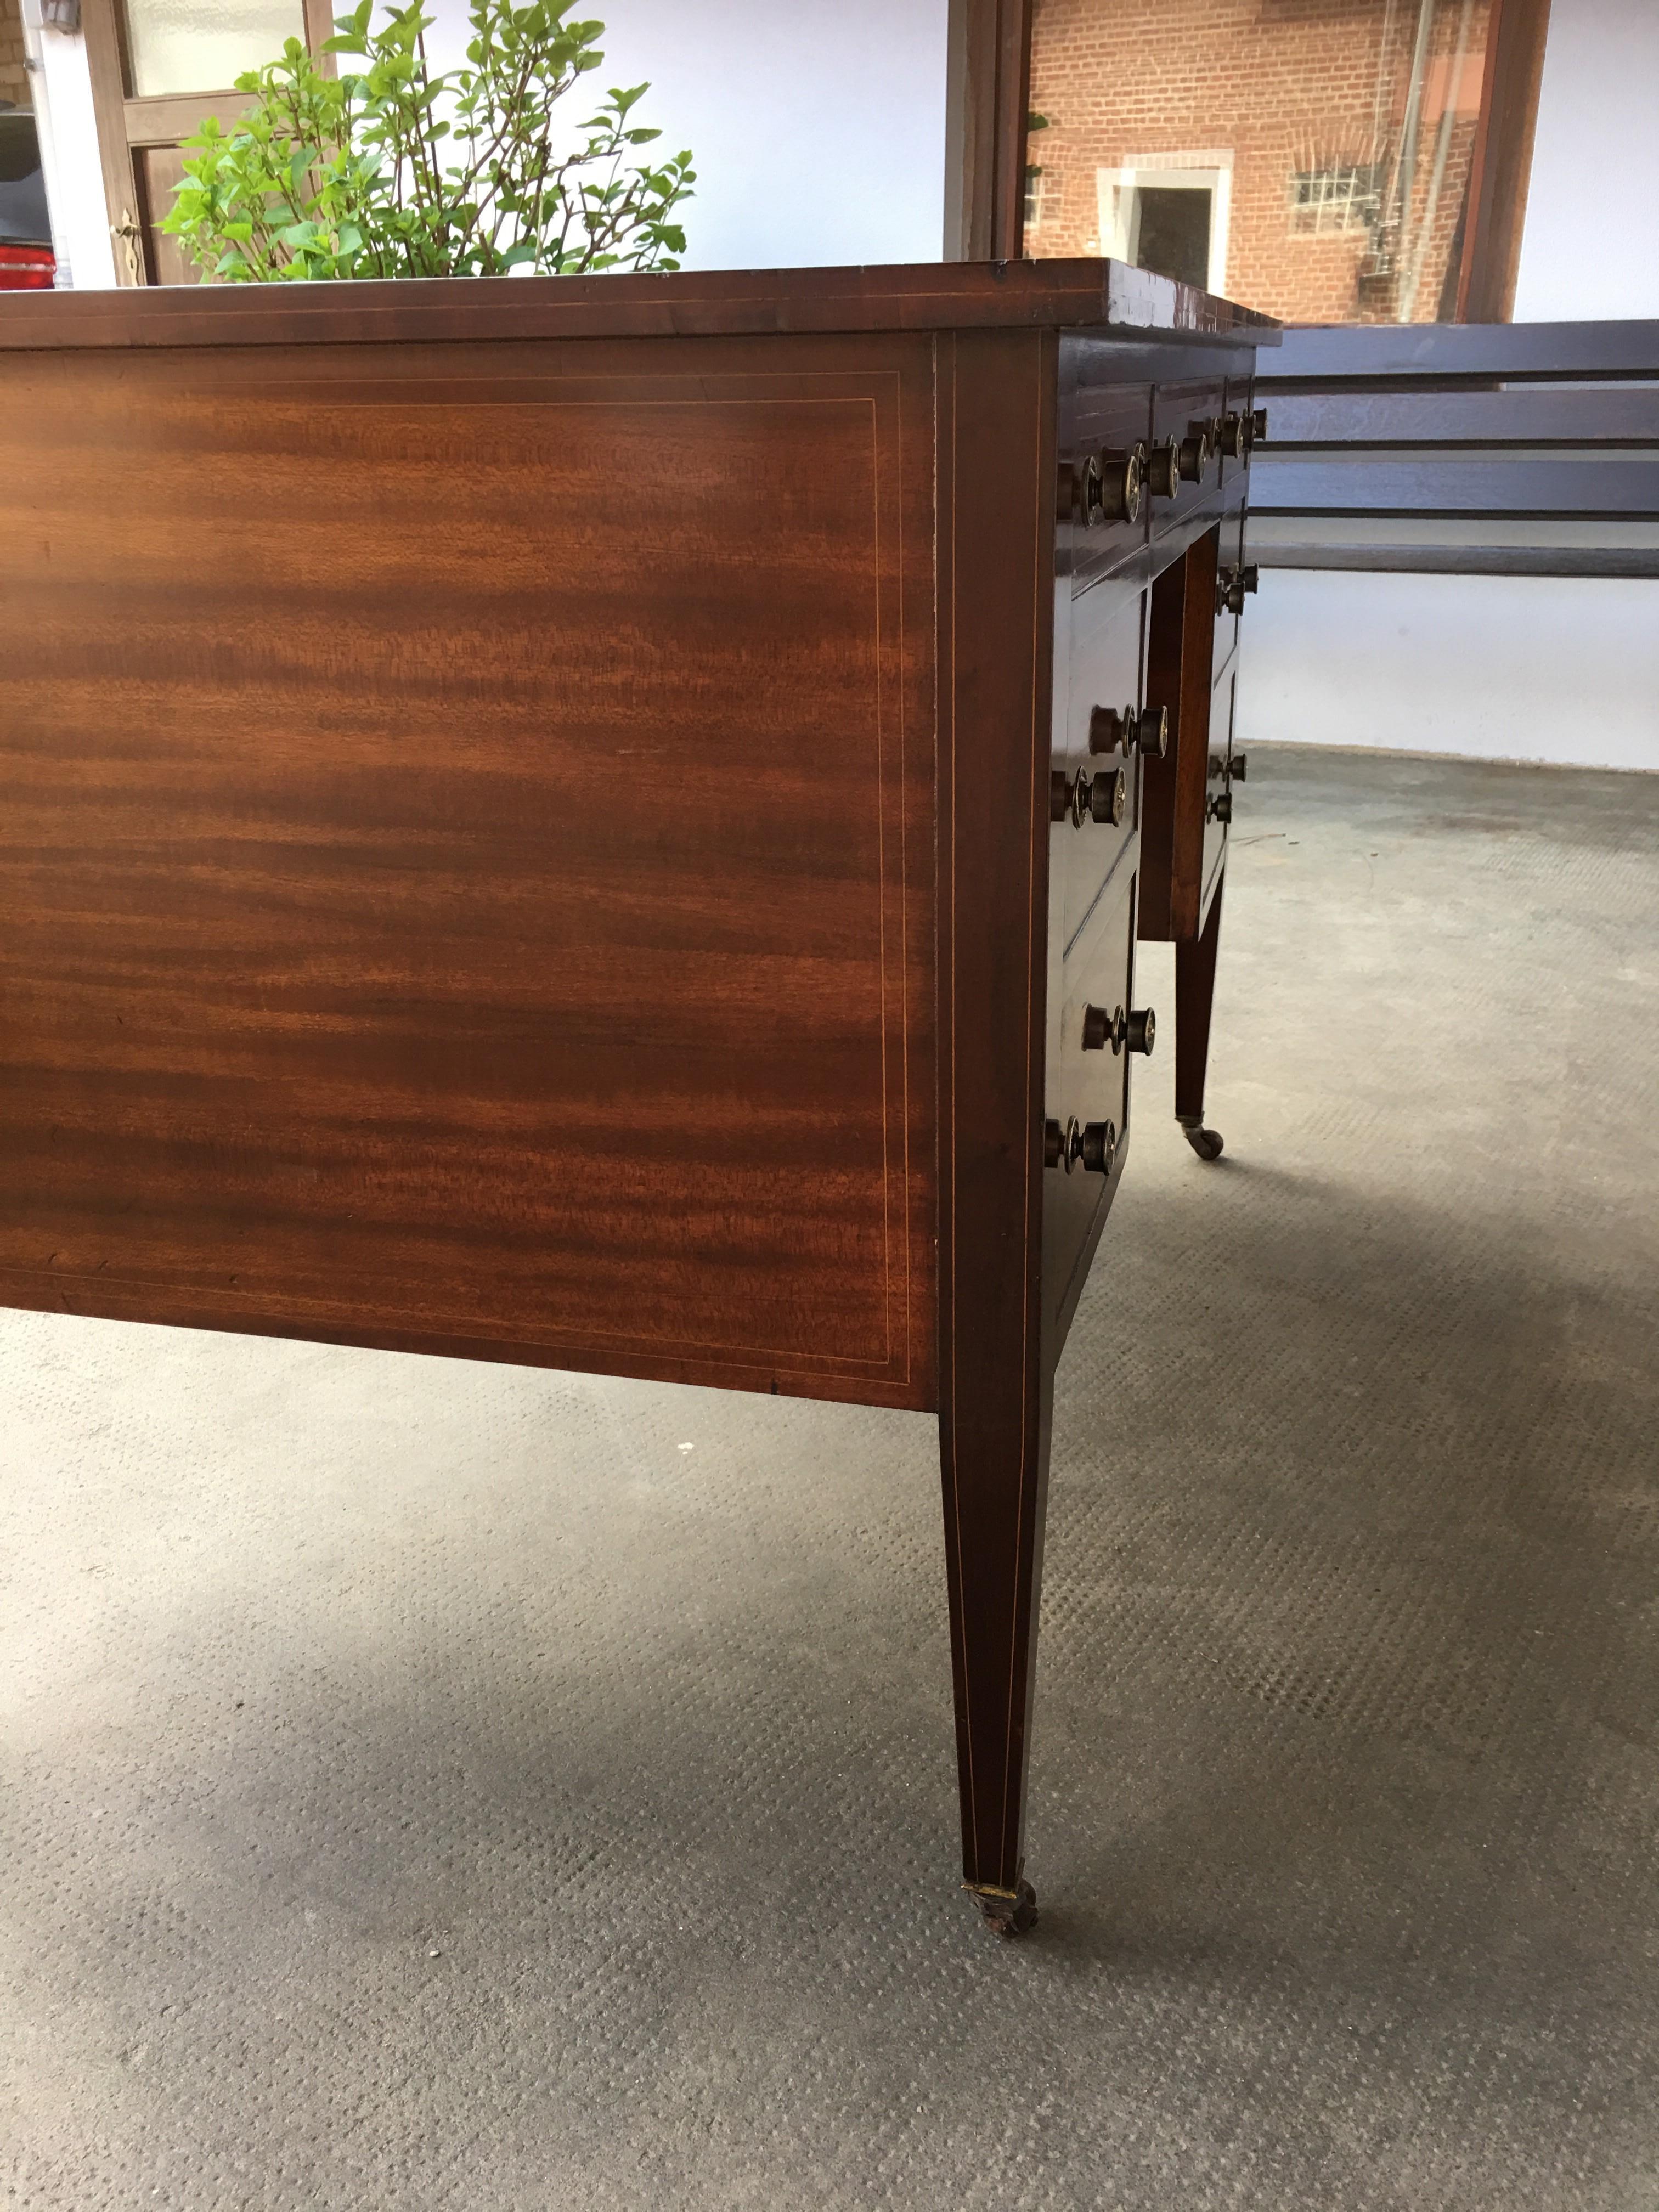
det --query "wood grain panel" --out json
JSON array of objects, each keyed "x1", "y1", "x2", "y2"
[{"x1": 0, "y1": 337, "x2": 936, "y2": 1404}]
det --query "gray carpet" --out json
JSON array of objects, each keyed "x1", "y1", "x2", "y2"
[{"x1": 3, "y1": 746, "x2": 1657, "y2": 2210}]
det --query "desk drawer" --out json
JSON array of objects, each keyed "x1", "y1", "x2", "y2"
[
  {"x1": 1149, "y1": 379, "x2": 1226, "y2": 539},
  {"x1": 1058, "y1": 382, "x2": 1153, "y2": 593},
  {"x1": 1211, "y1": 503, "x2": 1247, "y2": 680},
  {"x1": 1042, "y1": 865, "x2": 1145, "y2": 1339},
  {"x1": 1054, "y1": 577, "x2": 1145, "y2": 956}
]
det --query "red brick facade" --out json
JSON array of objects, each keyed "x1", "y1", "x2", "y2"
[{"x1": 1026, "y1": 0, "x2": 1491, "y2": 324}]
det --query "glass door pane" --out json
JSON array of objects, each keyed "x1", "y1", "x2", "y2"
[{"x1": 125, "y1": 0, "x2": 307, "y2": 98}]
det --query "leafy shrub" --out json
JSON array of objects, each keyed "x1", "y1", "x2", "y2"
[{"x1": 161, "y1": 0, "x2": 693, "y2": 282}]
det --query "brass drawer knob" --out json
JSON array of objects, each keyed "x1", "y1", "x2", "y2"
[
  {"x1": 1207, "y1": 790, "x2": 1233, "y2": 824},
  {"x1": 1045, "y1": 1116, "x2": 1119, "y2": 1176},
  {"x1": 1230, "y1": 752, "x2": 1248, "y2": 781},
  {"x1": 1100, "y1": 443, "x2": 1144, "y2": 524},
  {"x1": 1053, "y1": 766, "x2": 1126, "y2": 826},
  {"x1": 1218, "y1": 410, "x2": 1247, "y2": 459},
  {"x1": 1082, "y1": 1003, "x2": 1156, "y2": 1055},
  {"x1": 1249, "y1": 406, "x2": 1268, "y2": 444},
  {"x1": 1217, "y1": 563, "x2": 1259, "y2": 617},
  {"x1": 1092, "y1": 703, "x2": 1165, "y2": 760},
  {"x1": 1088, "y1": 702, "x2": 1134, "y2": 754},
  {"x1": 1085, "y1": 766, "x2": 1126, "y2": 827},
  {"x1": 1060, "y1": 453, "x2": 1103, "y2": 526},
  {"x1": 1144, "y1": 435, "x2": 1180, "y2": 500},
  {"x1": 1065, "y1": 447, "x2": 1146, "y2": 527},
  {"x1": 1075, "y1": 1119, "x2": 1117, "y2": 1175},
  {"x1": 1081, "y1": 1003, "x2": 1118, "y2": 1051},
  {"x1": 1178, "y1": 424, "x2": 1211, "y2": 483}
]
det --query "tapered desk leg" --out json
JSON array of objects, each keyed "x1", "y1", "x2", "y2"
[
  {"x1": 939, "y1": 1321, "x2": 1053, "y2": 1937},
  {"x1": 1176, "y1": 866, "x2": 1226, "y2": 1160},
  {"x1": 933, "y1": 323, "x2": 1058, "y2": 1935}
]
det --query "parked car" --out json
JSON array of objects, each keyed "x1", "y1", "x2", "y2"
[{"x1": 0, "y1": 101, "x2": 55, "y2": 291}]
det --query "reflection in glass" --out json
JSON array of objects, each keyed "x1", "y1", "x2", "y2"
[
  {"x1": 1026, "y1": 0, "x2": 1494, "y2": 324},
  {"x1": 125, "y1": 0, "x2": 307, "y2": 99}
]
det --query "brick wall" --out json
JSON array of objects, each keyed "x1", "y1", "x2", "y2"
[
  {"x1": 0, "y1": 0, "x2": 31, "y2": 111},
  {"x1": 1026, "y1": 0, "x2": 1491, "y2": 324}
]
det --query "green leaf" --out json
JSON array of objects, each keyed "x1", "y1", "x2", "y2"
[{"x1": 160, "y1": 2, "x2": 692, "y2": 284}]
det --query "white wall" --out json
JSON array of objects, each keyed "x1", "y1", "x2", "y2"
[
  {"x1": 1513, "y1": 0, "x2": 1659, "y2": 323},
  {"x1": 423, "y1": 0, "x2": 951, "y2": 273},
  {"x1": 1241, "y1": 0, "x2": 1659, "y2": 776},
  {"x1": 1240, "y1": 572, "x2": 1659, "y2": 774}
]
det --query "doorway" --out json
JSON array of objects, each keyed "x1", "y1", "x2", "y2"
[{"x1": 1096, "y1": 157, "x2": 1233, "y2": 296}]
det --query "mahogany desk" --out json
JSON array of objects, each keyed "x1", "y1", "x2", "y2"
[{"x1": 0, "y1": 263, "x2": 1276, "y2": 1935}]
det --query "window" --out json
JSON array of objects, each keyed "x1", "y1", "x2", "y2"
[
  {"x1": 1289, "y1": 162, "x2": 1385, "y2": 238},
  {"x1": 1096, "y1": 156, "x2": 1233, "y2": 297},
  {"x1": 1015, "y1": 0, "x2": 1542, "y2": 325}
]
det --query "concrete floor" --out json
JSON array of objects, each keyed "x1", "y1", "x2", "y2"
[{"x1": 3, "y1": 746, "x2": 1657, "y2": 2210}]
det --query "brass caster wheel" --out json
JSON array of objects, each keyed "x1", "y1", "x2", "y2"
[
  {"x1": 968, "y1": 1878, "x2": 1039, "y2": 1937},
  {"x1": 1181, "y1": 1120, "x2": 1224, "y2": 1161}
]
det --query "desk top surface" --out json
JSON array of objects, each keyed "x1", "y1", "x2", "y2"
[{"x1": 0, "y1": 257, "x2": 1279, "y2": 353}]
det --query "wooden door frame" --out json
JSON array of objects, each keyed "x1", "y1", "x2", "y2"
[
  {"x1": 81, "y1": 0, "x2": 336, "y2": 284},
  {"x1": 1454, "y1": 0, "x2": 1553, "y2": 321},
  {"x1": 950, "y1": 0, "x2": 1553, "y2": 322},
  {"x1": 943, "y1": 0, "x2": 1031, "y2": 262}
]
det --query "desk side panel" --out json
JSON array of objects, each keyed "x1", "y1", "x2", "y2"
[{"x1": 0, "y1": 334, "x2": 938, "y2": 1407}]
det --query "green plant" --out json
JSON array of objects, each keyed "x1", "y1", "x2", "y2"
[{"x1": 161, "y1": 0, "x2": 693, "y2": 283}]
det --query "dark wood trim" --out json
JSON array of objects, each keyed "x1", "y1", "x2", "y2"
[
  {"x1": 942, "y1": 0, "x2": 976, "y2": 259},
  {"x1": 935, "y1": 325, "x2": 1057, "y2": 1899},
  {"x1": 944, "y1": 0, "x2": 1032, "y2": 262},
  {"x1": 991, "y1": 0, "x2": 1034, "y2": 263},
  {"x1": 1455, "y1": 0, "x2": 1553, "y2": 323},
  {"x1": 1175, "y1": 870, "x2": 1225, "y2": 1131},
  {"x1": 0, "y1": 259, "x2": 1279, "y2": 351}
]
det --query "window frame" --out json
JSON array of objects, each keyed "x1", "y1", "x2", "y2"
[{"x1": 946, "y1": 0, "x2": 1553, "y2": 323}]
